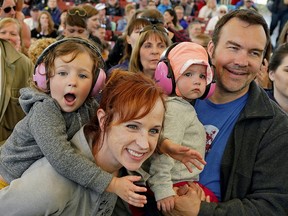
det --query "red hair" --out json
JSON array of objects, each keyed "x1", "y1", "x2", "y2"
[{"x1": 85, "y1": 69, "x2": 166, "y2": 147}]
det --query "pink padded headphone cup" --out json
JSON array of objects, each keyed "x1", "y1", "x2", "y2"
[
  {"x1": 154, "y1": 61, "x2": 173, "y2": 95},
  {"x1": 91, "y1": 68, "x2": 106, "y2": 97},
  {"x1": 33, "y1": 63, "x2": 47, "y2": 90}
]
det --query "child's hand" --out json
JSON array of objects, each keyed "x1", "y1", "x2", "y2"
[
  {"x1": 160, "y1": 139, "x2": 206, "y2": 173},
  {"x1": 107, "y1": 176, "x2": 147, "y2": 207},
  {"x1": 157, "y1": 196, "x2": 175, "y2": 212}
]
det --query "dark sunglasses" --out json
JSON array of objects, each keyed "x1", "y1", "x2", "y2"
[
  {"x1": 67, "y1": 8, "x2": 87, "y2": 17},
  {"x1": 3, "y1": 6, "x2": 16, "y2": 13},
  {"x1": 139, "y1": 24, "x2": 169, "y2": 35}
]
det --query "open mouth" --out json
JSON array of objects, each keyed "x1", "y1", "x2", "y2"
[{"x1": 64, "y1": 93, "x2": 76, "y2": 103}]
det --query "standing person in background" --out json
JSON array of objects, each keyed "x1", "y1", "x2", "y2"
[
  {"x1": 0, "y1": 39, "x2": 34, "y2": 145},
  {"x1": 43, "y1": 0, "x2": 61, "y2": 26},
  {"x1": 276, "y1": 21, "x2": 288, "y2": 48},
  {"x1": 129, "y1": 24, "x2": 172, "y2": 79},
  {"x1": 267, "y1": 43, "x2": 288, "y2": 113},
  {"x1": 164, "y1": 9, "x2": 288, "y2": 216},
  {"x1": 268, "y1": 0, "x2": 288, "y2": 44}
]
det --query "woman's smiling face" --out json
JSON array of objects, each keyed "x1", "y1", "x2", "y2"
[{"x1": 98, "y1": 98, "x2": 165, "y2": 171}]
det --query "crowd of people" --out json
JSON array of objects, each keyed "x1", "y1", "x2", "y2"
[{"x1": 0, "y1": 0, "x2": 288, "y2": 215}]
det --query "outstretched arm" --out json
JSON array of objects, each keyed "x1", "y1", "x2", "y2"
[{"x1": 159, "y1": 138, "x2": 206, "y2": 173}]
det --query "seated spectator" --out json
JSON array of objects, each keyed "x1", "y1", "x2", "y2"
[
  {"x1": 174, "y1": 5, "x2": 188, "y2": 30},
  {"x1": 164, "y1": 8, "x2": 183, "y2": 31},
  {"x1": 23, "y1": 5, "x2": 40, "y2": 31},
  {"x1": 57, "y1": 10, "x2": 67, "y2": 35},
  {"x1": 93, "y1": 24, "x2": 106, "y2": 42},
  {"x1": 0, "y1": 18, "x2": 23, "y2": 54},
  {"x1": 267, "y1": 43, "x2": 288, "y2": 113},
  {"x1": 157, "y1": 0, "x2": 172, "y2": 14},
  {"x1": 59, "y1": 7, "x2": 89, "y2": 39},
  {"x1": 236, "y1": 0, "x2": 258, "y2": 10},
  {"x1": 105, "y1": 0, "x2": 124, "y2": 17},
  {"x1": 95, "y1": 3, "x2": 113, "y2": 31},
  {"x1": 21, "y1": 0, "x2": 33, "y2": 16},
  {"x1": 0, "y1": 0, "x2": 31, "y2": 51},
  {"x1": 205, "y1": 4, "x2": 228, "y2": 35},
  {"x1": 43, "y1": 0, "x2": 61, "y2": 26},
  {"x1": 239, "y1": 0, "x2": 258, "y2": 11},
  {"x1": 136, "y1": 0, "x2": 148, "y2": 10},
  {"x1": 178, "y1": 0, "x2": 193, "y2": 17},
  {"x1": 198, "y1": 0, "x2": 217, "y2": 20},
  {"x1": 117, "y1": 3, "x2": 136, "y2": 32},
  {"x1": 108, "y1": 18, "x2": 151, "y2": 74},
  {"x1": 81, "y1": 4, "x2": 102, "y2": 41},
  {"x1": 31, "y1": 10, "x2": 58, "y2": 40},
  {"x1": 147, "y1": 0, "x2": 157, "y2": 9},
  {"x1": 129, "y1": 24, "x2": 172, "y2": 78},
  {"x1": 59, "y1": 6, "x2": 103, "y2": 52},
  {"x1": 191, "y1": 32, "x2": 211, "y2": 50},
  {"x1": 188, "y1": 20, "x2": 202, "y2": 42},
  {"x1": 140, "y1": 8, "x2": 190, "y2": 43}
]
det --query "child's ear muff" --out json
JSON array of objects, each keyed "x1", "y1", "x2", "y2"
[
  {"x1": 33, "y1": 37, "x2": 106, "y2": 97},
  {"x1": 199, "y1": 80, "x2": 216, "y2": 99},
  {"x1": 200, "y1": 64, "x2": 216, "y2": 100},
  {"x1": 154, "y1": 42, "x2": 179, "y2": 95}
]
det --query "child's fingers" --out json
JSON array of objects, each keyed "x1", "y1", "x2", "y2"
[{"x1": 127, "y1": 192, "x2": 147, "y2": 207}]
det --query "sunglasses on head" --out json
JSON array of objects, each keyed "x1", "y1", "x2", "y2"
[
  {"x1": 139, "y1": 24, "x2": 169, "y2": 35},
  {"x1": 67, "y1": 8, "x2": 87, "y2": 17},
  {"x1": 140, "y1": 16, "x2": 164, "y2": 25},
  {"x1": 3, "y1": 6, "x2": 16, "y2": 13}
]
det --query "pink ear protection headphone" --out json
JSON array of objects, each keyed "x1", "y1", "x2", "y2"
[
  {"x1": 154, "y1": 42, "x2": 216, "y2": 99},
  {"x1": 33, "y1": 37, "x2": 106, "y2": 97}
]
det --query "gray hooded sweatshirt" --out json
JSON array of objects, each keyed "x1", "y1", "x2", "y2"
[{"x1": 0, "y1": 87, "x2": 113, "y2": 194}]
